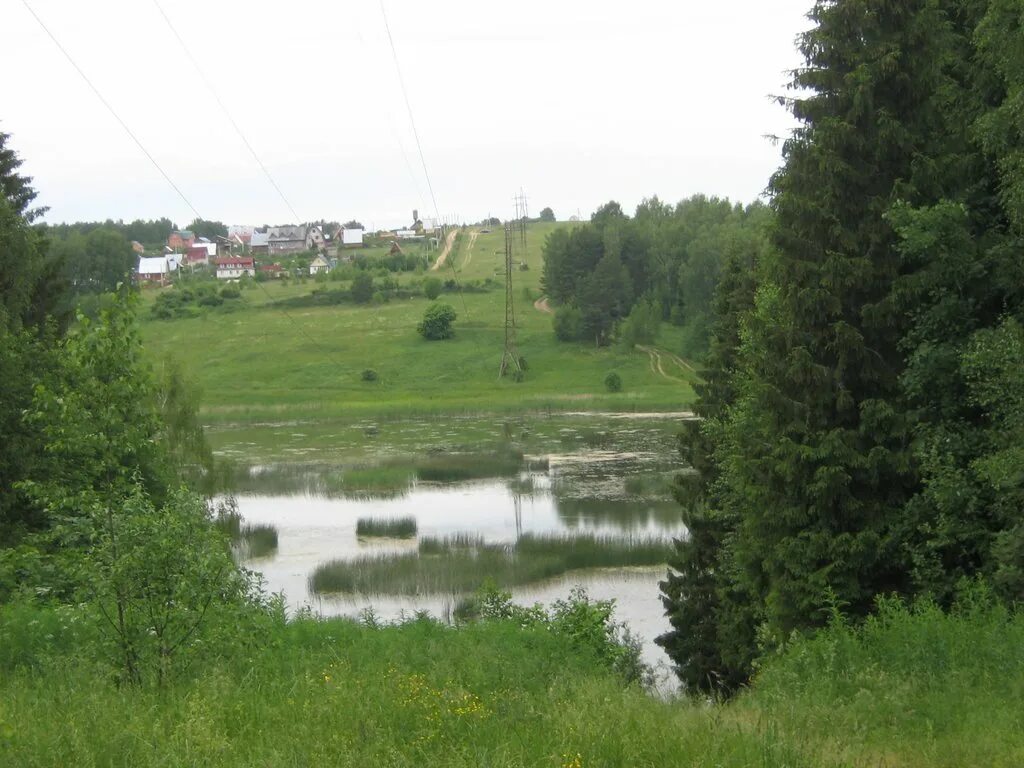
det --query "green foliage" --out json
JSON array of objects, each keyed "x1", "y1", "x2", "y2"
[
  {"x1": 351, "y1": 271, "x2": 374, "y2": 303},
  {"x1": 660, "y1": 0, "x2": 1024, "y2": 696},
  {"x1": 618, "y1": 298, "x2": 660, "y2": 347},
  {"x1": 604, "y1": 371, "x2": 622, "y2": 393},
  {"x1": 552, "y1": 304, "x2": 583, "y2": 341},
  {"x1": 541, "y1": 195, "x2": 768, "y2": 351},
  {"x1": 417, "y1": 302, "x2": 457, "y2": 340},
  {"x1": 360, "y1": 368, "x2": 379, "y2": 382},
  {"x1": 538, "y1": 206, "x2": 555, "y2": 222},
  {"x1": 185, "y1": 218, "x2": 228, "y2": 240},
  {"x1": 87, "y1": 486, "x2": 247, "y2": 686},
  {"x1": 423, "y1": 276, "x2": 443, "y2": 300},
  {"x1": 1, "y1": 591, "x2": 1022, "y2": 766}
]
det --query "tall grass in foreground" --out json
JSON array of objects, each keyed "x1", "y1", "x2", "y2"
[
  {"x1": 310, "y1": 532, "x2": 673, "y2": 595},
  {"x1": 2, "y1": 592, "x2": 1021, "y2": 766},
  {"x1": 356, "y1": 516, "x2": 418, "y2": 539}
]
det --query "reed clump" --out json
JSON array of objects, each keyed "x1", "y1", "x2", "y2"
[{"x1": 356, "y1": 516, "x2": 418, "y2": 539}]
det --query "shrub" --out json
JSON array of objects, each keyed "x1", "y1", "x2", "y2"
[
  {"x1": 604, "y1": 371, "x2": 622, "y2": 392},
  {"x1": 619, "y1": 299, "x2": 660, "y2": 347},
  {"x1": 418, "y1": 303, "x2": 457, "y2": 340},
  {"x1": 423, "y1": 277, "x2": 443, "y2": 300},
  {"x1": 351, "y1": 272, "x2": 374, "y2": 303},
  {"x1": 197, "y1": 292, "x2": 223, "y2": 307},
  {"x1": 219, "y1": 286, "x2": 241, "y2": 300},
  {"x1": 553, "y1": 305, "x2": 583, "y2": 342},
  {"x1": 361, "y1": 369, "x2": 379, "y2": 382}
]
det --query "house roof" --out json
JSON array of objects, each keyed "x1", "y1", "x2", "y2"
[
  {"x1": 138, "y1": 256, "x2": 170, "y2": 274},
  {"x1": 250, "y1": 231, "x2": 270, "y2": 247},
  {"x1": 268, "y1": 225, "x2": 307, "y2": 242},
  {"x1": 215, "y1": 256, "x2": 254, "y2": 268}
]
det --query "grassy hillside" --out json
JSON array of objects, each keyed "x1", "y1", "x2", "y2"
[
  {"x1": 138, "y1": 223, "x2": 699, "y2": 424},
  {"x1": 2, "y1": 594, "x2": 1021, "y2": 766}
]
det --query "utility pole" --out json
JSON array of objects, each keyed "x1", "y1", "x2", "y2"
[{"x1": 498, "y1": 219, "x2": 523, "y2": 379}]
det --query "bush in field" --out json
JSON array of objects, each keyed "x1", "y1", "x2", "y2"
[
  {"x1": 604, "y1": 371, "x2": 622, "y2": 392},
  {"x1": 219, "y1": 286, "x2": 241, "y2": 300},
  {"x1": 418, "y1": 303, "x2": 457, "y2": 340},
  {"x1": 553, "y1": 305, "x2": 583, "y2": 342},
  {"x1": 361, "y1": 368, "x2": 378, "y2": 382},
  {"x1": 351, "y1": 272, "x2": 374, "y2": 303},
  {"x1": 423, "y1": 277, "x2": 443, "y2": 300}
]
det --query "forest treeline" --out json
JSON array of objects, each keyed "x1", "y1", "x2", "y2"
[
  {"x1": 656, "y1": 0, "x2": 1024, "y2": 694},
  {"x1": 541, "y1": 197, "x2": 770, "y2": 355}
]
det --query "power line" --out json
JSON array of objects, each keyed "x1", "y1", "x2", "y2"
[
  {"x1": 21, "y1": 0, "x2": 203, "y2": 221},
  {"x1": 378, "y1": 0, "x2": 440, "y2": 222},
  {"x1": 149, "y1": 0, "x2": 303, "y2": 225}
]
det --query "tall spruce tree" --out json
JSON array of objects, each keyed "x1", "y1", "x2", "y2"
[{"x1": 661, "y1": 0, "x2": 973, "y2": 688}]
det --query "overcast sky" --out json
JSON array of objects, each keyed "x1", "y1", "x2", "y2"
[{"x1": 4, "y1": 0, "x2": 811, "y2": 229}]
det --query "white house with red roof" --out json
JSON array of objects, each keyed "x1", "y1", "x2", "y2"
[{"x1": 215, "y1": 256, "x2": 256, "y2": 280}]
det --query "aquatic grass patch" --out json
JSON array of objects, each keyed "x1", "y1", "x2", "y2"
[
  {"x1": 310, "y1": 532, "x2": 673, "y2": 595},
  {"x1": 418, "y1": 533, "x2": 487, "y2": 554},
  {"x1": 355, "y1": 516, "x2": 418, "y2": 539},
  {"x1": 414, "y1": 449, "x2": 524, "y2": 482},
  {"x1": 324, "y1": 465, "x2": 416, "y2": 497},
  {"x1": 235, "y1": 524, "x2": 278, "y2": 559},
  {"x1": 213, "y1": 502, "x2": 279, "y2": 559}
]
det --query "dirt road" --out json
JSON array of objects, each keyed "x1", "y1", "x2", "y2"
[{"x1": 430, "y1": 228, "x2": 462, "y2": 272}]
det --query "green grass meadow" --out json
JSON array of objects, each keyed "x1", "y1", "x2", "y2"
[
  {"x1": 2, "y1": 595, "x2": 1021, "y2": 766},
  {"x1": 138, "y1": 223, "x2": 699, "y2": 425}
]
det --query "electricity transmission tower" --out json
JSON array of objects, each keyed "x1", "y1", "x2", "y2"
[{"x1": 498, "y1": 219, "x2": 523, "y2": 379}]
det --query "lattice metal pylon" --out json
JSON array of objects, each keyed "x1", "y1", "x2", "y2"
[{"x1": 498, "y1": 220, "x2": 522, "y2": 379}]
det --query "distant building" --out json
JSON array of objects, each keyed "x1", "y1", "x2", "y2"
[
  {"x1": 250, "y1": 230, "x2": 270, "y2": 254},
  {"x1": 395, "y1": 229, "x2": 419, "y2": 240},
  {"x1": 167, "y1": 230, "x2": 195, "y2": 250},
  {"x1": 306, "y1": 226, "x2": 326, "y2": 251},
  {"x1": 227, "y1": 225, "x2": 254, "y2": 244},
  {"x1": 185, "y1": 243, "x2": 214, "y2": 267},
  {"x1": 268, "y1": 225, "x2": 308, "y2": 255},
  {"x1": 341, "y1": 227, "x2": 365, "y2": 248},
  {"x1": 309, "y1": 254, "x2": 332, "y2": 275},
  {"x1": 215, "y1": 256, "x2": 256, "y2": 280},
  {"x1": 136, "y1": 256, "x2": 177, "y2": 286}
]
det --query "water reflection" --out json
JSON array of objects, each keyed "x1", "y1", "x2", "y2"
[{"x1": 224, "y1": 441, "x2": 687, "y2": 694}]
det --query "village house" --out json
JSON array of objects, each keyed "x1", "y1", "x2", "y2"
[
  {"x1": 306, "y1": 225, "x2": 326, "y2": 251},
  {"x1": 340, "y1": 227, "x2": 365, "y2": 248},
  {"x1": 250, "y1": 230, "x2": 270, "y2": 254},
  {"x1": 136, "y1": 255, "x2": 179, "y2": 287},
  {"x1": 215, "y1": 256, "x2": 256, "y2": 280},
  {"x1": 167, "y1": 230, "x2": 195, "y2": 251},
  {"x1": 309, "y1": 254, "x2": 332, "y2": 276},
  {"x1": 267, "y1": 225, "x2": 308, "y2": 255},
  {"x1": 228, "y1": 224, "x2": 254, "y2": 244}
]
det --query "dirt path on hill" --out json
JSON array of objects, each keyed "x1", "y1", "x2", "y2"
[
  {"x1": 430, "y1": 228, "x2": 461, "y2": 272},
  {"x1": 461, "y1": 229, "x2": 479, "y2": 269}
]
